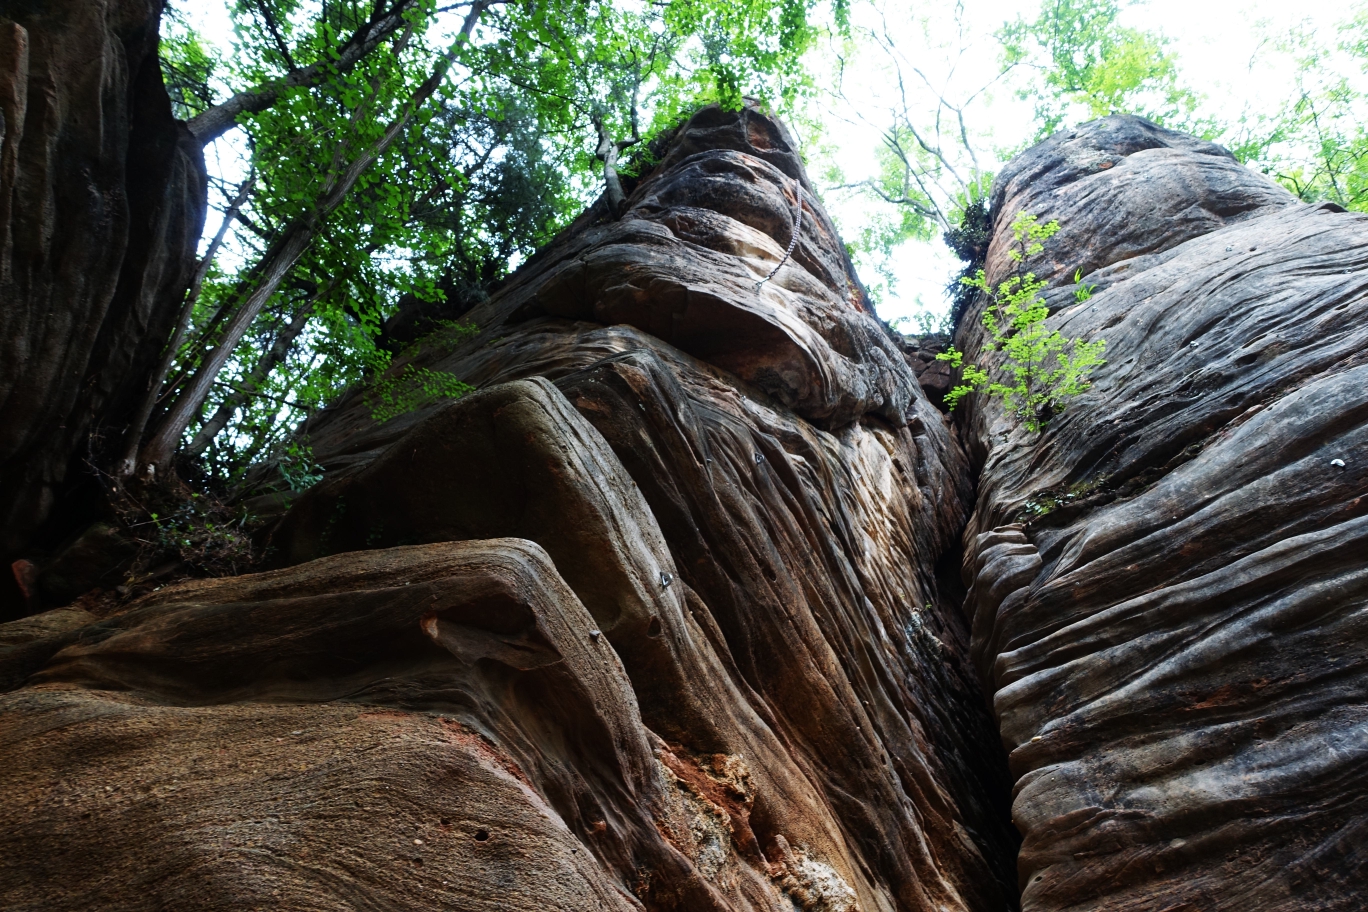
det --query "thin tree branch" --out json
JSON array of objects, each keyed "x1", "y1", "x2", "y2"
[
  {"x1": 187, "y1": 0, "x2": 434, "y2": 145},
  {"x1": 115, "y1": 174, "x2": 256, "y2": 478}
]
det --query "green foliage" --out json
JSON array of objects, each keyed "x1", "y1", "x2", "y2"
[
  {"x1": 160, "y1": 4, "x2": 219, "y2": 120},
  {"x1": 837, "y1": 128, "x2": 996, "y2": 305},
  {"x1": 1017, "y1": 474, "x2": 1108, "y2": 520},
  {"x1": 275, "y1": 437, "x2": 325, "y2": 492},
  {"x1": 158, "y1": 0, "x2": 840, "y2": 490},
  {"x1": 943, "y1": 198, "x2": 993, "y2": 326},
  {"x1": 888, "y1": 310, "x2": 952, "y2": 336},
  {"x1": 845, "y1": 206, "x2": 937, "y2": 304},
  {"x1": 937, "y1": 213, "x2": 1106, "y2": 432},
  {"x1": 826, "y1": 0, "x2": 1198, "y2": 326},
  {"x1": 1226, "y1": 15, "x2": 1368, "y2": 212},
  {"x1": 364, "y1": 319, "x2": 481, "y2": 423},
  {"x1": 401, "y1": 318, "x2": 481, "y2": 357},
  {"x1": 1072, "y1": 268, "x2": 1096, "y2": 302},
  {"x1": 132, "y1": 495, "x2": 259, "y2": 580},
  {"x1": 478, "y1": 0, "x2": 826, "y2": 193},
  {"x1": 366, "y1": 366, "x2": 475, "y2": 423},
  {"x1": 1001, "y1": 0, "x2": 1200, "y2": 138}
]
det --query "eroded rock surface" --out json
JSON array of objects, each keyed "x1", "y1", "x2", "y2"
[
  {"x1": 0, "y1": 106, "x2": 1016, "y2": 912},
  {"x1": 958, "y1": 115, "x2": 1368, "y2": 909},
  {"x1": 0, "y1": 0, "x2": 206, "y2": 602},
  {"x1": 8, "y1": 104, "x2": 1358, "y2": 912}
]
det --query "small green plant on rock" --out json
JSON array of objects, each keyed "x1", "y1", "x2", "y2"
[
  {"x1": 367, "y1": 320, "x2": 479, "y2": 423},
  {"x1": 367, "y1": 366, "x2": 475, "y2": 424},
  {"x1": 404, "y1": 319, "x2": 481, "y2": 357},
  {"x1": 276, "y1": 437, "x2": 325, "y2": 493},
  {"x1": 937, "y1": 212, "x2": 1106, "y2": 432},
  {"x1": 130, "y1": 493, "x2": 260, "y2": 582}
]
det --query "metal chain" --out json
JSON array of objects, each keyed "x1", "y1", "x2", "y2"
[{"x1": 755, "y1": 174, "x2": 803, "y2": 292}]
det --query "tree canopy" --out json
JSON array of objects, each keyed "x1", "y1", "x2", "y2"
[
  {"x1": 816, "y1": 0, "x2": 1368, "y2": 319},
  {"x1": 146, "y1": 0, "x2": 833, "y2": 496}
]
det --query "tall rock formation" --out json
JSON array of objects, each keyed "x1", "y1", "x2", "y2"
[
  {"x1": 2, "y1": 105, "x2": 1363, "y2": 910},
  {"x1": 0, "y1": 106, "x2": 1018, "y2": 911},
  {"x1": 957, "y1": 115, "x2": 1368, "y2": 909},
  {"x1": 0, "y1": 0, "x2": 207, "y2": 616}
]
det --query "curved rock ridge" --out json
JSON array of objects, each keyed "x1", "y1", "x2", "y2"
[
  {"x1": 0, "y1": 106, "x2": 1018, "y2": 912},
  {"x1": 957, "y1": 115, "x2": 1368, "y2": 909},
  {"x1": 381, "y1": 103, "x2": 914, "y2": 446}
]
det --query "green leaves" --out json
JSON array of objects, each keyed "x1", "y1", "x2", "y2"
[
  {"x1": 1000, "y1": 0, "x2": 1200, "y2": 138},
  {"x1": 158, "y1": 0, "x2": 840, "y2": 486},
  {"x1": 161, "y1": 7, "x2": 220, "y2": 120},
  {"x1": 1073, "y1": 268, "x2": 1096, "y2": 303},
  {"x1": 366, "y1": 366, "x2": 476, "y2": 423},
  {"x1": 1233, "y1": 15, "x2": 1368, "y2": 212},
  {"x1": 937, "y1": 212, "x2": 1106, "y2": 433}
]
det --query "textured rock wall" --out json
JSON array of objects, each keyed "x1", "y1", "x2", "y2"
[
  {"x1": 0, "y1": 0, "x2": 206, "y2": 612},
  {"x1": 5, "y1": 105, "x2": 1361, "y2": 911},
  {"x1": 957, "y1": 115, "x2": 1368, "y2": 909},
  {"x1": 0, "y1": 106, "x2": 1017, "y2": 911}
]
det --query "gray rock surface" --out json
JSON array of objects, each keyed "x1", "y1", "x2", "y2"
[{"x1": 958, "y1": 115, "x2": 1368, "y2": 910}]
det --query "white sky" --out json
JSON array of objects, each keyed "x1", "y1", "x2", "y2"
[
  {"x1": 808, "y1": 0, "x2": 1360, "y2": 325},
  {"x1": 182, "y1": 0, "x2": 1360, "y2": 324}
]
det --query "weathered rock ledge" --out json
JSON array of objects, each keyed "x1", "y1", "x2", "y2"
[
  {"x1": 958, "y1": 115, "x2": 1368, "y2": 910},
  {"x1": 2, "y1": 107, "x2": 1364, "y2": 911},
  {"x1": 0, "y1": 105, "x2": 1015, "y2": 912}
]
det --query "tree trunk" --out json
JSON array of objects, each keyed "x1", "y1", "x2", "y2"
[
  {"x1": 593, "y1": 112, "x2": 639, "y2": 219},
  {"x1": 116, "y1": 175, "x2": 255, "y2": 478},
  {"x1": 185, "y1": 282, "x2": 326, "y2": 458},
  {"x1": 136, "y1": 220, "x2": 318, "y2": 474},
  {"x1": 137, "y1": 1, "x2": 491, "y2": 476}
]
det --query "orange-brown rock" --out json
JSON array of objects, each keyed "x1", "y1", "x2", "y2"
[
  {"x1": 0, "y1": 106, "x2": 1016, "y2": 911},
  {"x1": 8, "y1": 103, "x2": 1363, "y2": 911}
]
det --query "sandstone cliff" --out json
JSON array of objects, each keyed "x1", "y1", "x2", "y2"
[
  {"x1": 1, "y1": 107, "x2": 1364, "y2": 911},
  {"x1": 0, "y1": 106, "x2": 1017, "y2": 912},
  {"x1": 957, "y1": 115, "x2": 1368, "y2": 910},
  {"x1": 0, "y1": 0, "x2": 206, "y2": 614}
]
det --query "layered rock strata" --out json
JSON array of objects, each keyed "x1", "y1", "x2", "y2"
[
  {"x1": 957, "y1": 115, "x2": 1368, "y2": 909},
  {"x1": 0, "y1": 106, "x2": 1017, "y2": 912},
  {"x1": 6, "y1": 105, "x2": 1362, "y2": 911}
]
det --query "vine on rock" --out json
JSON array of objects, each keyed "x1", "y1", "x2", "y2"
[
  {"x1": 938, "y1": 212, "x2": 1106, "y2": 432},
  {"x1": 366, "y1": 320, "x2": 480, "y2": 423}
]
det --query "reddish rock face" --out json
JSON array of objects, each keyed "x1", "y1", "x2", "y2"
[
  {"x1": 958, "y1": 115, "x2": 1368, "y2": 909},
  {"x1": 5, "y1": 104, "x2": 1362, "y2": 911},
  {"x1": 0, "y1": 106, "x2": 1017, "y2": 911}
]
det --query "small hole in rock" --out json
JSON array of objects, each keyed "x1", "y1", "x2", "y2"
[
  {"x1": 474, "y1": 829, "x2": 490, "y2": 841},
  {"x1": 647, "y1": 616, "x2": 662, "y2": 638}
]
